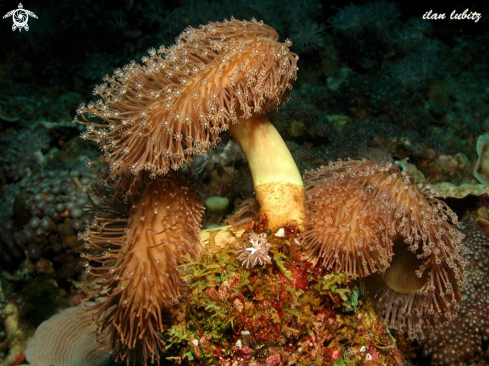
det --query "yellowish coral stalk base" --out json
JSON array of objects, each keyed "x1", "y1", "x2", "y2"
[
  {"x1": 254, "y1": 181, "x2": 305, "y2": 232},
  {"x1": 229, "y1": 115, "x2": 305, "y2": 231}
]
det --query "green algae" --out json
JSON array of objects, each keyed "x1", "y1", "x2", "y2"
[{"x1": 166, "y1": 227, "x2": 401, "y2": 365}]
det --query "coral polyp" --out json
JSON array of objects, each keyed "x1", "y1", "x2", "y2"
[{"x1": 235, "y1": 231, "x2": 272, "y2": 269}]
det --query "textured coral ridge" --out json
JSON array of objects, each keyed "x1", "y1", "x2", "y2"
[
  {"x1": 166, "y1": 220, "x2": 402, "y2": 365},
  {"x1": 76, "y1": 18, "x2": 297, "y2": 196},
  {"x1": 421, "y1": 223, "x2": 489, "y2": 365},
  {"x1": 79, "y1": 173, "x2": 204, "y2": 364},
  {"x1": 300, "y1": 159, "x2": 468, "y2": 338}
]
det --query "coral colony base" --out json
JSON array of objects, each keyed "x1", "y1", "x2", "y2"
[
  {"x1": 166, "y1": 215, "x2": 404, "y2": 365},
  {"x1": 20, "y1": 17, "x2": 469, "y2": 366}
]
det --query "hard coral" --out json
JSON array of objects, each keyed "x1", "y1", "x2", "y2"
[
  {"x1": 0, "y1": 169, "x2": 97, "y2": 267},
  {"x1": 421, "y1": 223, "x2": 489, "y2": 365},
  {"x1": 2, "y1": 129, "x2": 50, "y2": 182}
]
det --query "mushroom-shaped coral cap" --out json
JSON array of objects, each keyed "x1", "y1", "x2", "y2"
[
  {"x1": 80, "y1": 172, "x2": 204, "y2": 364},
  {"x1": 76, "y1": 18, "x2": 298, "y2": 196},
  {"x1": 301, "y1": 159, "x2": 468, "y2": 338},
  {"x1": 26, "y1": 306, "x2": 111, "y2": 366}
]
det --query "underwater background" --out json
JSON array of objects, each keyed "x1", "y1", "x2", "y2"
[{"x1": 0, "y1": 0, "x2": 489, "y2": 365}]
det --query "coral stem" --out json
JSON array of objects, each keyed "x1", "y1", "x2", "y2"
[{"x1": 229, "y1": 115, "x2": 305, "y2": 231}]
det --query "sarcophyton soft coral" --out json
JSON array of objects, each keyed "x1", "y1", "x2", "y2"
[
  {"x1": 330, "y1": 1, "x2": 443, "y2": 95},
  {"x1": 289, "y1": 20, "x2": 326, "y2": 53},
  {"x1": 329, "y1": 1, "x2": 400, "y2": 38}
]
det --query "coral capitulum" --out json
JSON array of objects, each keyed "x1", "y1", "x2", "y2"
[{"x1": 235, "y1": 231, "x2": 272, "y2": 269}]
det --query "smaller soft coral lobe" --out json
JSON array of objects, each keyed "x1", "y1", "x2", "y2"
[{"x1": 80, "y1": 173, "x2": 203, "y2": 363}]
